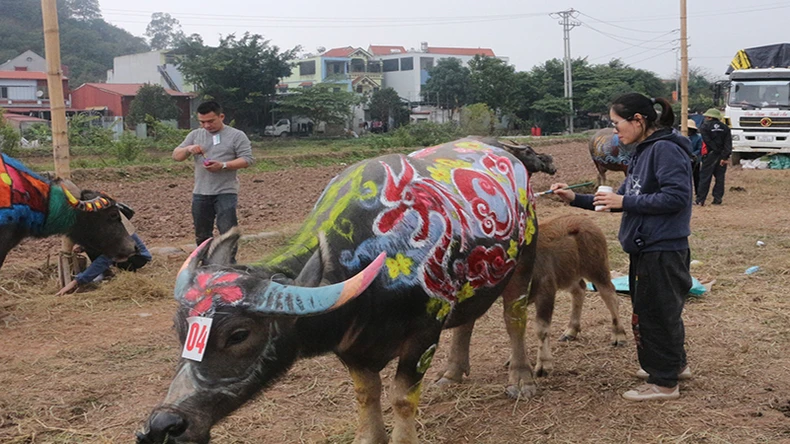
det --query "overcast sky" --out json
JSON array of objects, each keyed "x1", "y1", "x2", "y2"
[{"x1": 98, "y1": 0, "x2": 790, "y2": 81}]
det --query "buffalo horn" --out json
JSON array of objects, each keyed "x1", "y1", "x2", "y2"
[{"x1": 251, "y1": 252, "x2": 386, "y2": 316}]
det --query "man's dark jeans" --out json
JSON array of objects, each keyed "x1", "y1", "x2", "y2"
[{"x1": 192, "y1": 193, "x2": 238, "y2": 262}]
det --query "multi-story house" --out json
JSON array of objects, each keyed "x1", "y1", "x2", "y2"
[
  {"x1": 369, "y1": 42, "x2": 506, "y2": 104},
  {"x1": 279, "y1": 47, "x2": 382, "y2": 94},
  {"x1": 106, "y1": 50, "x2": 194, "y2": 93},
  {"x1": 0, "y1": 70, "x2": 71, "y2": 119}
]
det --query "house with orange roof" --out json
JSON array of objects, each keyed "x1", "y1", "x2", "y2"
[
  {"x1": 279, "y1": 47, "x2": 383, "y2": 95},
  {"x1": 370, "y1": 41, "x2": 506, "y2": 103},
  {"x1": 0, "y1": 69, "x2": 72, "y2": 119}
]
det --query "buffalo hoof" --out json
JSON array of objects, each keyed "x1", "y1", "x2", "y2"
[
  {"x1": 611, "y1": 339, "x2": 627, "y2": 347},
  {"x1": 435, "y1": 376, "x2": 461, "y2": 387},
  {"x1": 535, "y1": 366, "x2": 551, "y2": 378},
  {"x1": 558, "y1": 334, "x2": 577, "y2": 342},
  {"x1": 505, "y1": 383, "x2": 538, "y2": 400}
]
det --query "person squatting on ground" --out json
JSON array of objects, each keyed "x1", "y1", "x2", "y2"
[
  {"x1": 55, "y1": 204, "x2": 152, "y2": 296},
  {"x1": 550, "y1": 93, "x2": 694, "y2": 401},
  {"x1": 696, "y1": 108, "x2": 732, "y2": 206},
  {"x1": 687, "y1": 119, "x2": 703, "y2": 195},
  {"x1": 172, "y1": 101, "x2": 253, "y2": 263}
]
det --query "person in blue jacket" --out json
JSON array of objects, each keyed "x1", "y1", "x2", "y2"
[
  {"x1": 550, "y1": 93, "x2": 693, "y2": 401},
  {"x1": 56, "y1": 203, "x2": 152, "y2": 296},
  {"x1": 687, "y1": 119, "x2": 703, "y2": 194}
]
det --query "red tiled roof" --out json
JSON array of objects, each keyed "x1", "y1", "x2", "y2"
[
  {"x1": 427, "y1": 47, "x2": 495, "y2": 57},
  {"x1": 299, "y1": 81, "x2": 313, "y2": 86},
  {"x1": 323, "y1": 46, "x2": 355, "y2": 57},
  {"x1": 74, "y1": 83, "x2": 194, "y2": 97},
  {"x1": 2, "y1": 114, "x2": 48, "y2": 122},
  {"x1": 368, "y1": 45, "x2": 408, "y2": 55},
  {"x1": 0, "y1": 70, "x2": 68, "y2": 80}
]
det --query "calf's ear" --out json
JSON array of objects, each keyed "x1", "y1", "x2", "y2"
[{"x1": 205, "y1": 227, "x2": 241, "y2": 266}]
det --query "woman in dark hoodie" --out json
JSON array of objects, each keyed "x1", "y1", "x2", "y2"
[{"x1": 550, "y1": 93, "x2": 693, "y2": 401}]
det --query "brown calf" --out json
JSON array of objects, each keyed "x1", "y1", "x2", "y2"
[{"x1": 528, "y1": 214, "x2": 627, "y2": 377}]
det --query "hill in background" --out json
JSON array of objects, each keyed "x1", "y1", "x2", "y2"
[{"x1": 0, "y1": 0, "x2": 149, "y2": 86}]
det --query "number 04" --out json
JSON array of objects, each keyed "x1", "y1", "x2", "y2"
[{"x1": 186, "y1": 323, "x2": 208, "y2": 354}]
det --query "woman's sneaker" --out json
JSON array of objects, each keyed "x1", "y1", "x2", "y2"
[
  {"x1": 635, "y1": 366, "x2": 692, "y2": 380},
  {"x1": 622, "y1": 383, "x2": 679, "y2": 401}
]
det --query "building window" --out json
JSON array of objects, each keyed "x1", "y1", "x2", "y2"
[
  {"x1": 0, "y1": 87, "x2": 7, "y2": 99},
  {"x1": 350, "y1": 59, "x2": 366, "y2": 73},
  {"x1": 356, "y1": 85, "x2": 363, "y2": 93},
  {"x1": 333, "y1": 87, "x2": 340, "y2": 93},
  {"x1": 400, "y1": 57, "x2": 414, "y2": 71},
  {"x1": 299, "y1": 60, "x2": 316, "y2": 76},
  {"x1": 420, "y1": 57, "x2": 434, "y2": 71},
  {"x1": 368, "y1": 61, "x2": 382, "y2": 73},
  {"x1": 382, "y1": 59, "x2": 399, "y2": 72}
]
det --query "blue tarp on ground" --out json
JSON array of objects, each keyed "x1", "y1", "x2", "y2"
[{"x1": 587, "y1": 276, "x2": 707, "y2": 297}]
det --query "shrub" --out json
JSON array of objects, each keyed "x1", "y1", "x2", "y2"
[
  {"x1": 367, "y1": 122, "x2": 460, "y2": 149},
  {"x1": 460, "y1": 103, "x2": 495, "y2": 136},
  {"x1": 112, "y1": 131, "x2": 146, "y2": 163},
  {"x1": 68, "y1": 113, "x2": 114, "y2": 147},
  {"x1": 0, "y1": 109, "x2": 21, "y2": 155},
  {"x1": 21, "y1": 123, "x2": 52, "y2": 145}
]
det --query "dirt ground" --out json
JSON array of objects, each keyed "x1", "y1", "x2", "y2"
[{"x1": 1, "y1": 141, "x2": 789, "y2": 443}]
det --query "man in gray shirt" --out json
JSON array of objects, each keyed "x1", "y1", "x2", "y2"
[{"x1": 173, "y1": 101, "x2": 253, "y2": 262}]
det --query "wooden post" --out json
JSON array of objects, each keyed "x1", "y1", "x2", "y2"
[
  {"x1": 680, "y1": 0, "x2": 689, "y2": 136},
  {"x1": 41, "y1": 0, "x2": 77, "y2": 288}
]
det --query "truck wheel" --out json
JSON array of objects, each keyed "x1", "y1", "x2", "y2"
[
  {"x1": 731, "y1": 152, "x2": 741, "y2": 165},
  {"x1": 280, "y1": 132, "x2": 290, "y2": 138}
]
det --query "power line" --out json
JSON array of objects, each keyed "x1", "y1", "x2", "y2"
[
  {"x1": 576, "y1": 11, "x2": 671, "y2": 33},
  {"x1": 102, "y1": 8, "x2": 550, "y2": 24},
  {"x1": 579, "y1": 21, "x2": 678, "y2": 47}
]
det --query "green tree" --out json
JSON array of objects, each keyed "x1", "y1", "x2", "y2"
[
  {"x1": 60, "y1": 0, "x2": 102, "y2": 21},
  {"x1": 127, "y1": 83, "x2": 180, "y2": 126},
  {"x1": 460, "y1": 103, "x2": 496, "y2": 136},
  {"x1": 468, "y1": 55, "x2": 518, "y2": 114},
  {"x1": 277, "y1": 85, "x2": 361, "y2": 133},
  {"x1": 0, "y1": 108, "x2": 21, "y2": 154},
  {"x1": 177, "y1": 33, "x2": 298, "y2": 131},
  {"x1": 145, "y1": 12, "x2": 185, "y2": 51},
  {"x1": 422, "y1": 58, "x2": 472, "y2": 115},
  {"x1": 0, "y1": 1, "x2": 148, "y2": 85},
  {"x1": 369, "y1": 88, "x2": 409, "y2": 128}
]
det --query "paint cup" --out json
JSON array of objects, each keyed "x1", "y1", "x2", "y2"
[{"x1": 595, "y1": 185, "x2": 613, "y2": 212}]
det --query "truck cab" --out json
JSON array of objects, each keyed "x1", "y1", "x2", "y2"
[{"x1": 264, "y1": 119, "x2": 292, "y2": 137}]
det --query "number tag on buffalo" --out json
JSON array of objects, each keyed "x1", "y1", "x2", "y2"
[{"x1": 182, "y1": 316, "x2": 213, "y2": 362}]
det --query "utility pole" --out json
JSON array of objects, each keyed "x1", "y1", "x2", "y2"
[
  {"x1": 41, "y1": 0, "x2": 77, "y2": 287},
  {"x1": 551, "y1": 9, "x2": 580, "y2": 134},
  {"x1": 680, "y1": 0, "x2": 689, "y2": 135}
]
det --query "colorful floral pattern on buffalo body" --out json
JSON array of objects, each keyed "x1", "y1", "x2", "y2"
[
  {"x1": 269, "y1": 138, "x2": 536, "y2": 315},
  {"x1": 0, "y1": 154, "x2": 51, "y2": 231}
]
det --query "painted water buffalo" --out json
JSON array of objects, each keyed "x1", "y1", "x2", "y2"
[
  {"x1": 589, "y1": 128, "x2": 636, "y2": 185},
  {"x1": 137, "y1": 138, "x2": 555, "y2": 444},
  {"x1": 0, "y1": 154, "x2": 137, "y2": 268}
]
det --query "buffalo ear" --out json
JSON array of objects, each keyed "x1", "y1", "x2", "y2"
[
  {"x1": 294, "y1": 232, "x2": 332, "y2": 287},
  {"x1": 205, "y1": 227, "x2": 242, "y2": 266}
]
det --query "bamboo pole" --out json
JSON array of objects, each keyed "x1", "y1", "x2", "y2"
[
  {"x1": 41, "y1": 0, "x2": 77, "y2": 288},
  {"x1": 680, "y1": 0, "x2": 689, "y2": 136}
]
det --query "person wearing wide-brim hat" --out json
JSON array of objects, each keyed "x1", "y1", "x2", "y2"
[
  {"x1": 696, "y1": 108, "x2": 732, "y2": 206},
  {"x1": 686, "y1": 119, "x2": 703, "y2": 194}
]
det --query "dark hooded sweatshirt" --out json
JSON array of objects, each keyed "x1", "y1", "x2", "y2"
[{"x1": 572, "y1": 128, "x2": 693, "y2": 254}]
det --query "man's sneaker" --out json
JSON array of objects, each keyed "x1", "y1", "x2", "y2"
[
  {"x1": 622, "y1": 383, "x2": 679, "y2": 401},
  {"x1": 693, "y1": 201, "x2": 704, "y2": 206},
  {"x1": 635, "y1": 366, "x2": 692, "y2": 381},
  {"x1": 712, "y1": 200, "x2": 722, "y2": 205}
]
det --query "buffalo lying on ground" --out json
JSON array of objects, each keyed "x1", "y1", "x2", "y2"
[
  {"x1": 588, "y1": 128, "x2": 635, "y2": 185},
  {"x1": 138, "y1": 138, "x2": 555, "y2": 444},
  {"x1": 0, "y1": 154, "x2": 137, "y2": 269}
]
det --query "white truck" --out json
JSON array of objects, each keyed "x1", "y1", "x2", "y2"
[
  {"x1": 721, "y1": 44, "x2": 790, "y2": 163},
  {"x1": 264, "y1": 117, "x2": 320, "y2": 137}
]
